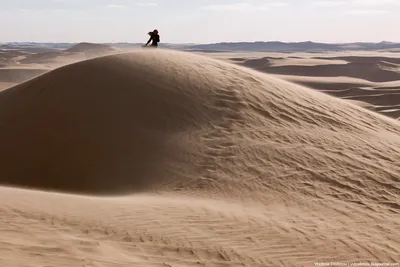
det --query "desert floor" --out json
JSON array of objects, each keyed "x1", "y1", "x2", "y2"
[{"x1": 0, "y1": 46, "x2": 399, "y2": 267}]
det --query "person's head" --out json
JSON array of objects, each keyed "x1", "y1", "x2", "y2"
[{"x1": 153, "y1": 29, "x2": 158, "y2": 34}]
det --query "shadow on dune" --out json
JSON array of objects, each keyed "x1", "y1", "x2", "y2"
[
  {"x1": 0, "y1": 54, "x2": 193, "y2": 194},
  {"x1": 0, "y1": 51, "x2": 239, "y2": 195}
]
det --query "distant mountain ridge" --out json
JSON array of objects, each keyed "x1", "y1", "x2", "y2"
[
  {"x1": 183, "y1": 41, "x2": 400, "y2": 52},
  {"x1": 2, "y1": 41, "x2": 400, "y2": 53}
]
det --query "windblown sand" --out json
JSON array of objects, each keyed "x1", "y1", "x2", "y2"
[{"x1": 0, "y1": 49, "x2": 399, "y2": 267}]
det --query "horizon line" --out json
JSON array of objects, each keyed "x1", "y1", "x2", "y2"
[{"x1": 1, "y1": 40, "x2": 398, "y2": 45}]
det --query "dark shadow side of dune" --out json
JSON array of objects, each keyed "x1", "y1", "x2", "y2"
[{"x1": 0, "y1": 52, "x2": 214, "y2": 195}]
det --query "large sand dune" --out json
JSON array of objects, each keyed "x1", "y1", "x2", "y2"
[{"x1": 0, "y1": 50, "x2": 399, "y2": 266}]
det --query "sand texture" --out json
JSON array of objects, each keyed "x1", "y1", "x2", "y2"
[{"x1": 0, "y1": 49, "x2": 399, "y2": 267}]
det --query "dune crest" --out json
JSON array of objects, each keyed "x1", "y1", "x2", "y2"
[
  {"x1": 64, "y1": 42, "x2": 115, "y2": 53},
  {"x1": 0, "y1": 50, "x2": 399, "y2": 266}
]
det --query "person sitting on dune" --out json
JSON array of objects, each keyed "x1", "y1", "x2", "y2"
[{"x1": 143, "y1": 29, "x2": 160, "y2": 48}]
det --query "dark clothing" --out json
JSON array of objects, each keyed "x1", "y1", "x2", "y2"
[{"x1": 146, "y1": 32, "x2": 160, "y2": 47}]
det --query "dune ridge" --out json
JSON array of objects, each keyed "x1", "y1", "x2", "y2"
[{"x1": 0, "y1": 50, "x2": 399, "y2": 266}]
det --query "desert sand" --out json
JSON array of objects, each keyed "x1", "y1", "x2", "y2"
[{"x1": 0, "y1": 48, "x2": 399, "y2": 267}]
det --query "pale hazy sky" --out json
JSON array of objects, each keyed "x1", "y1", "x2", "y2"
[{"x1": 0, "y1": 0, "x2": 399, "y2": 43}]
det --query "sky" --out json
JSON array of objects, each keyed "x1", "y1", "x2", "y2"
[{"x1": 0, "y1": 0, "x2": 399, "y2": 43}]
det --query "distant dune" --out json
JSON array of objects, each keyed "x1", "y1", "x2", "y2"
[
  {"x1": 0, "y1": 50, "x2": 399, "y2": 266},
  {"x1": 0, "y1": 50, "x2": 28, "y2": 63},
  {"x1": 19, "y1": 51, "x2": 66, "y2": 64},
  {"x1": 64, "y1": 42, "x2": 115, "y2": 53}
]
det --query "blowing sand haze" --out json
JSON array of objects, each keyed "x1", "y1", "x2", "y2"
[{"x1": 0, "y1": 49, "x2": 399, "y2": 266}]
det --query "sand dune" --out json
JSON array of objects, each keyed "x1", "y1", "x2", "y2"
[
  {"x1": 64, "y1": 42, "x2": 117, "y2": 60},
  {"x1": 0, "y1": 50, "x2": 28, "y2": 62},
  {"x1": 19, "y1": 51, "x2": 69, "y2": 64},
  {"x1": 1, "y1": 50, "x2": 400, "y2": 266},
  {"x1": 64, "y1": 42, "x2": 115, "y2": 53}
]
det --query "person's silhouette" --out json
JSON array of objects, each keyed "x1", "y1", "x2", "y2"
[{"x1": 143, "y1": 29, "x2": 160, "y2": 48}]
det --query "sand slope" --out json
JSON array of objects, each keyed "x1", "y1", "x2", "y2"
[{"x1": 0, "y1": 50, "x2": 399, "y2": 266}]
